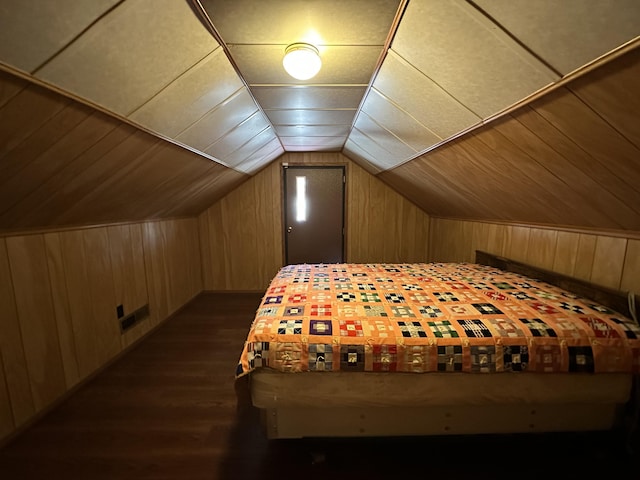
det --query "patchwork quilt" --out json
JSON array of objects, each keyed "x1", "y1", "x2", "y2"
[{"x1": 236, "y1": 263, "x2": 640, "y2": 377}]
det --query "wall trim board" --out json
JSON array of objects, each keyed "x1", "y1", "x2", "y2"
[
  {"x1": 430, "y1": 216, "x2": 640, "y2": 240},
  {"x1": 0, "y1": 216, "x2": 197, "y2": 239}
]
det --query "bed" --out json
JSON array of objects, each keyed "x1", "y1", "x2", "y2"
[{"x1": 235, "y1": 251, "x2": 640, "y2": 440}]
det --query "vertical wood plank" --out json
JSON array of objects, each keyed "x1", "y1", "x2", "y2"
[
  {"x1": 553, "y1": 231, "x2": 580, "y2": 277},
  {"x1": 485, "y1": 223, "x2": 506, "y2": 257},
  {"x1": 59, "y1": 230, "x2": 100, "y2": 378},
  {"x1": 382, "y1": 186, "x2": 402, "y2": 262},
  {"x1": 0, "y1": 352, "x2": 15, "y2": 439},
  {"x1": 43, "y1": 232, "x2": 80, "y2": 388},
  {"x1": 621, "y1": 239, "x2": 640, "y2": 295},
  {"x1": 526, "y1": 228, "x2": 558, "y2": 270},
  {"x1": 590, "y1": 236, "x2": 627, "y2": 290},
  {"x1": 349, "y1": 161, "x2": 370, "y2": 263},
  {"x1": 198, "y1": 212, "x2": 213, "y2": 290},
  {"x1": 6, "y1": 235, "x2": 67, "y2": 411},
  {"x1": 0, "y1": 239, "x2": 35, "y2": 427},
  {"x1": 142, "y1": 222, "x2": 169, "y2": 325},
  {"x1": 574, "y1": 234, "x2": 597, "y2": 282},
  {"x1": 82, "y1": 228, "x2": 120, "y2": 365},
  {"x1": 108, "y1": 224, "x2": 150, "y2": 348},
  {"x1": 367, "y1": 175, "x2": 386, "y2": 262},
  {"x1": 503, "y1": 226, "x2": 530, "y2": 262}
]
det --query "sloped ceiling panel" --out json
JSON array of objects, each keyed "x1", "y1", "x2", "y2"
[
  {"x1": 36, "y1": 0, "x2": 219, "y2": 116},
  {"x1": 128, "y1": 49, "x2": 243, "y2": 137},
  {"x1": 0, "y1": 0, "x2": 120, "y2": 73},
  {"x1": 391, "y1": 0, "x2": 559, "y2": 118},
  {"x1": 473, "y1": 0, "x2": 640, "y2": 75}
]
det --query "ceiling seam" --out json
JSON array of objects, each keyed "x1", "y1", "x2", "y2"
[
  {"x1": 186, "y1": 0, "x2": 284, "y2": 153},
  {"x1": 30, "y1": 0, "x2": 128, "y2": 76}
]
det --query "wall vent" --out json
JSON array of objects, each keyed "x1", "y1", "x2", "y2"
[{"x1": 119, "y1": 304, "x2": 150, "y2": 333}]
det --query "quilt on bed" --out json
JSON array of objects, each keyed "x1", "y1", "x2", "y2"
[{"x1": 236, "y1": 263, "x2": 640, "y2": 377}]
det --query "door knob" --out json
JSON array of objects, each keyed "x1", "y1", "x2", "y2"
[{"x1": 287, "y1": 226, "x2": 293, "y2": 233}]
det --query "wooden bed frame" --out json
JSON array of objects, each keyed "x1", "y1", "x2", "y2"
[{"x1": 237, "y1": 251, "x2": 640, "y2": 440}]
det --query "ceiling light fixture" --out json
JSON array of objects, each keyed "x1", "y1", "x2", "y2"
[{"x1": 283, "y1": 43, "x2": 322, "y2": 80}]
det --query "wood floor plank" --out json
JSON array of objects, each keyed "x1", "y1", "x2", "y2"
[{"x1": 0, "y1": 292, "x2": 636, "y2": 479}]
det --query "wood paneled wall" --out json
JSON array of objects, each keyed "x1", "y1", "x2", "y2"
[
  {"x1": 380, "y1": 48, "x2": 640, "y2": 232},
  {"x1": 429, "y1": 218, "x2": 640, "y2": 295},
  {"x1": 0, "y1": 218, "x2": 201, "y2": 444},
  {"x1": 0, "y1": 70, "x2": 248, "y2": 234},
  {"x1": 199, "y1": 152, "x2": 431, "y2": 291}
]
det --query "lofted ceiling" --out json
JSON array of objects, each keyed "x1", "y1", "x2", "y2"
[
  {"x1": 0, "y1": 1, "x2": 639, "y2": 233},
  {"x1": 1, "y1": 0, "x2": 639, "y2": 175}
]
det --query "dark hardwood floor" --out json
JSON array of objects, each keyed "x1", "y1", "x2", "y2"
[{"x1": 0, "y1": 292, "x2": 638, "y2": 479}]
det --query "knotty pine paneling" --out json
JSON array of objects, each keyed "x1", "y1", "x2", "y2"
[
  {"x1": 199, "y1": 152, "x2": 430, "y2": 290},
  {"x1": 0, "y1": 218, "x2": 202, "y2": 445},
  {"x1": 429, "y1": 218, "x2": 640, "y2": 295}
]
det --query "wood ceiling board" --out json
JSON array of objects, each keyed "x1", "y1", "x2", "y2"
[
  {"x1": 361, "y1": 88, "x2": 441, "y2": 152},
  {"x1": 274, "y1": 125, "x2": 351, "y2": 137},
  {"x1": 223, "y1": 127, "x2": 278, "y2": 168},
  {"x1": 230, "y1": 45, "x2": 383, "y2": 85},
  {"x1": 568, "y1": 48, "x2": 640, "y2": 149},
  {"x1": 265, "y1": 109, "x2": 357, "y2": 126},
  {"x1": 0, "y1": 124, "x2": 136, "y2": 230},
  {"x1": 128, "y1": 48, "x2": 243, "y2": 138},
  {"x1": 251, "y1": 86, "x2": 367, "y2": 110},
  {"x1": 46, "y1": 130, "x2": 162, "y2": 226},
  {"x1": 492, "y1": 112, "x2": 637, "y2": 230},
  {"x1": 0, "y1": 70, "x2": 28, "y2": 107},
  {"x1": 202, "y1": 0, "x2": 401, "y2": 45},
  {"x1": 462, "y1": 130, "x2": 603, "y2": 228},
  {"x1": 392, "y1": 0, "x2": 557, "y2": 119},
  {"x1": 373, "y1": 51, "x2": 481, "y2": 141},
  {"x1": 473, "y1": 0, "x2": 640, "y2": 75},
  {"x1": 347, "y1": 127, "x2": 412, "y2": 171},
  {"x1": 530, "y1": 88, "x2": 640, "y2": 201},
  {"x1": 438, "y1": 140, "x2": 555, "y2": 224},
  {"x1": 0, "y1": 84, "x2": 71, "y2": 163},
  {"x1": 55, "y1": 137, "x2": 167, "y2": 222},
  {"x1": 353, "y1": 111, "x2": 416, "y2": 160},
  {"x1": 36, "y1": 0, "x2": 219, "y2": 116},
  {"x1": 176, "y1": 89, "x2": 258, "y2": 152},
  {"x1": 154, "y1": 160, "x2": 248, "y2": 218},
  {"x1": 379, "y1": 161, "x2": 482, "y2": 218},
  {"x1": 514, "y1": 107, "x2": 640, "y2": 229},
  {"x1": 0, "y1": 110, "x2": 118, "y2": 220},
  {"x1": 204, "y1": 111, "x2": 271, "y2": 161},
  {"x1": 403, "y1": 142, "x2": 528, "y2": 221},
  {"x1": 0, "y1": 0, "x2": 120, "y2": 73}
]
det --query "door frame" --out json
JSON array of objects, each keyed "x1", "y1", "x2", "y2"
[{"x1": 282, "y1": 163, "x2": 347, "y2": 265}]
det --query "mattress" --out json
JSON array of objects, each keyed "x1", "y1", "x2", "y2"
[{"x1": 237, "y1": 262, "x2": 640, "y2": 377}]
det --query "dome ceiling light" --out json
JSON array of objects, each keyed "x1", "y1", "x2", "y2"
[{"x1": 282, "y1": 43, "x2": 322, "y2": 80}]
